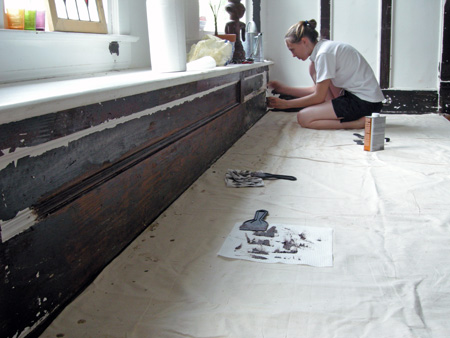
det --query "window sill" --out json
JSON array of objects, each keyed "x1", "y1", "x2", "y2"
[
  {"x1": 0, "y1": 28, "x2": 139, "y2": 42},
  {"x1": 0, "y1": 29, "x2": 141, "y2": 84},
  {"x1": 0, "y1": 61, "x2": 273, "y2": 125}
]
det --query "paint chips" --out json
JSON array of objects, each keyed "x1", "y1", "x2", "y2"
[{"x1": 218, "y1": 223, "x2": 333, "y2": 266}]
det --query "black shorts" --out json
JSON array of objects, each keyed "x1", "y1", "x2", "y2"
[{"x1": 332, "y1": 91, "x2": 383, "y2": 123}]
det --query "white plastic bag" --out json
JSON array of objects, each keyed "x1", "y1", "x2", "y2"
[{"x1": 187, "y1": 35, "x2": 233, "y2": 67}]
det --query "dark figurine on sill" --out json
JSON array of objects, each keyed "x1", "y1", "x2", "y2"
[{"x1": 224, "y1": 0, "x2": 246, "y2": 63}]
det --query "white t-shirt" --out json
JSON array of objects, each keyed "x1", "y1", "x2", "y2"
[{"x1": 309, "y1": 40, "x2": 385, "y2": 103}]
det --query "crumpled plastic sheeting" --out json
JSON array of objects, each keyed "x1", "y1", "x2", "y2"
[
  {"x1": 187, "y1": 34, "x2": 233, "y2": 67},
  {"x1": 40, "y1": 113, "x2": 450, "y2": 338}
]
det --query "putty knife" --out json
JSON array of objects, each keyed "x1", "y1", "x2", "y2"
[{"x1": 239, "y1": 210, "x2": 269, "y2": 231}]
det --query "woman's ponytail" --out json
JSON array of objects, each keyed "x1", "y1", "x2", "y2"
[{"x1": 285, "y1": 19, "x2": 318, "y2": 43}]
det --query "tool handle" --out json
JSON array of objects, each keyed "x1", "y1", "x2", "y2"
[
  {"x1": 264, "y1": 174, "x2": 297, "y2": 181},
  {"x1": 253, "y1": 209, "x2": 269, "y2": 222}
]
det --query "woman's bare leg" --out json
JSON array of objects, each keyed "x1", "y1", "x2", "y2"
[{"x1": 297, "y1": 101, "x2": 365, "y2": 130}]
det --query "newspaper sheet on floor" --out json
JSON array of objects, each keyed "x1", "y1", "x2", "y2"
[{"x1": 218, "y1": 222, "x2": 333, "y2": 266}]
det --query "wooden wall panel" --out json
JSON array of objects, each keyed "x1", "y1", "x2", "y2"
[
  {"x1": 0, "y1": 66, "x2": 268, "y2": 338},
  {"x1": 0, "y1": 82, "x2": 239, "y2": 223},
  {"x1": 0, "y1": 73, "x2": 240, "y2": 152}
]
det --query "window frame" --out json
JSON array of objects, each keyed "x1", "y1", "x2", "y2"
[{"x1": 46, "y1": 0, "x2": 108, "y2": 34}]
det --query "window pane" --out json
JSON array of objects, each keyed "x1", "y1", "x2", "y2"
[
  {"x1": 76, "y1": 0, "x2": 90, "y2": 21},
  {"x1": 88, "y1": 0, "x2": 100, "y2": 22},
  {"x1": 55, "y1": 0, "x2": 101, "y2": 22},
  {"x1": 55, "y1": 0, "x2": 68, "y2": 19},
  {"x1": 66, "y1": 0, "x2": 80, "y2": 20},
  {"x1": 199, "y1": 0, "x2": 229, "y2": 34}
]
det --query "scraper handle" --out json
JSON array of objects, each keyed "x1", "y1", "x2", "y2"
[
  {"x1": 263, "y1": 173, "x2": 297, "y2": 181},
  {"x1": 251, "y1": 172, "x2": 297, "y2": 181},
  {"x1": 253, "y1": 209, "x2": 268, "y2": 222},
  {"x1": 239, "y1": 209, "x2": 269, "y2": 231}
]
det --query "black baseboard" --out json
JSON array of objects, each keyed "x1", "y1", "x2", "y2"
[{"x1": 381, "y1": 89, "x2": 439, "y2": 114}]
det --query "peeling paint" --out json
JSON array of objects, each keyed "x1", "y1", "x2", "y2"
[
  {"x1": 11, "y1": 312, "x2": 50, "y2": 338},
  {"x1": 244, "y1": 72, "x2": 267, "y2": 103},
  {"x1": 0, "y1": 208, "x2": 37, "y2": 242},
  {"x1": 0, "y1": 80, "x2": 249, "y2": 242},
  {"x1": 0, "y1": 81, "x2": 238, "y2": 172}
]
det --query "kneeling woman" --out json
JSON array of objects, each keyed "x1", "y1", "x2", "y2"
[{"x1": 267, "y1": 19, "x2": 385, "y2": 130}]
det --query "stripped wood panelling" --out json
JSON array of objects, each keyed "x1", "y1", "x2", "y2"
[{"x1": 0, "y1": 66, "x2": 268, "y2": 338}]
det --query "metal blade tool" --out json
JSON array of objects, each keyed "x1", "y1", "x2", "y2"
[{"x1": 239, "y1": 209, "x2": 269, "y2": 231}]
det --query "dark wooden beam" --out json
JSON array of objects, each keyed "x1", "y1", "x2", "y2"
[
  {"x1": 440, "y1": 0, "x2": 450, "y2": 113},
  {"x1": 252, "y1": 0, "x2": 261, "y2": 32},
  {"x1": 380, "y1": 0, "x2": 392, "y2": 89},
  {"x1": 320, "y1": 0, "x2": 331, "y2": 39},
  {"x1": 441, "y1": 0, "x2": 450, "y2": 80}
]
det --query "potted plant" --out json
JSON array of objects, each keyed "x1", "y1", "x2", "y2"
[
  {"x1": 210, "y1": 0, "x2": 236, "y2": 42},
  {"x1": 209, "y1": 0, "x2": 222, "y2": 36}
]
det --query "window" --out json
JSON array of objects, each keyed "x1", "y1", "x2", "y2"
[
  {"x1": 198, "y1": 0, "x2": 254, "y2": 35},
  {"x1": 0, "y1": 0, "x2": 139, "y2": 84},
  {"x1": 199, "y1": 0, "x2": 229, "y2": 35},
  {"x1": 2, "y1": 0, "x2": 107, "y2": 33},
  {"x1": 46, "y1": 0, "x2": 108, "y2": 33}
]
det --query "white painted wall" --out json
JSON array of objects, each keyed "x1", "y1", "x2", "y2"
[
  {"x1": 128, "y1": 0, "x2": 200, "y2": 70},
  {"x1": 123, "y1": 0, "x2": 150, "y2": 70},
  {"x1": 262, "y1": 0, "x2": 320, "y2": 87},
  {"x1": 391, "y1": 0, "x2": 442, "y2": 89},
  {"x1": 333, "y1": 0, "x2": 381, "y2": 82},
  {"x1": 0, "y1": 0, "x2": 444, "y2": 90},
  {"x1": 261, "y1": 0, "x2": 443, "y2": 91}
]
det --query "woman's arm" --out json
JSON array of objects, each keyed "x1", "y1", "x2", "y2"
[
  {"x1": 268, "y1": 80, "x2": 315, "y2": 97},
  {"x1": 267, "y1": 79, "x2": 331, "y2": 110}
]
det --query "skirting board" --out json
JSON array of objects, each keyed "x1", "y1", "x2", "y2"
[{"x1": 382, "y1": 89, "x2": 439, "y2": 114}]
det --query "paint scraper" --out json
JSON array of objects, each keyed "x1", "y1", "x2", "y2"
[{"x1": 239, "y1": 210, "x2": 269, "y2": 231}]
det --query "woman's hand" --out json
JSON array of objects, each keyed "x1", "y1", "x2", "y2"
[
  {"x1": 267, "y1": 81, "x2": 285, "y2": 94},
  {"x1": 267, "y1": 97, "x2": 292, "y2": 110}
]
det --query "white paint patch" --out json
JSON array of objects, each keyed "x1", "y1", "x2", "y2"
[
  {"x1": 1, "y1": 208, "x2": 37, "y2": 243},
  {"x1": 243, "y1": 72, "x2": 267, "y2": 103},
  {"x1": 11, "y1": 311, "x2": 50, "y2": 338}
]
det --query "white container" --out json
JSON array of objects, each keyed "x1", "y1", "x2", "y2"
[
  {"x1": 244, "y1": 21, "x2": 259, "y2": 59},
  {"x1": 253, "y1": 33, "x2": 264, "y2": 62},
  {"x1": 146, "y1": 0, "x2": 186, "y2": 72}
]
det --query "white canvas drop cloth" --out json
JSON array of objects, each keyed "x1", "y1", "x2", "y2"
[{"x1": 40, "y1": 113, "x2": 450, "y2": 338}]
